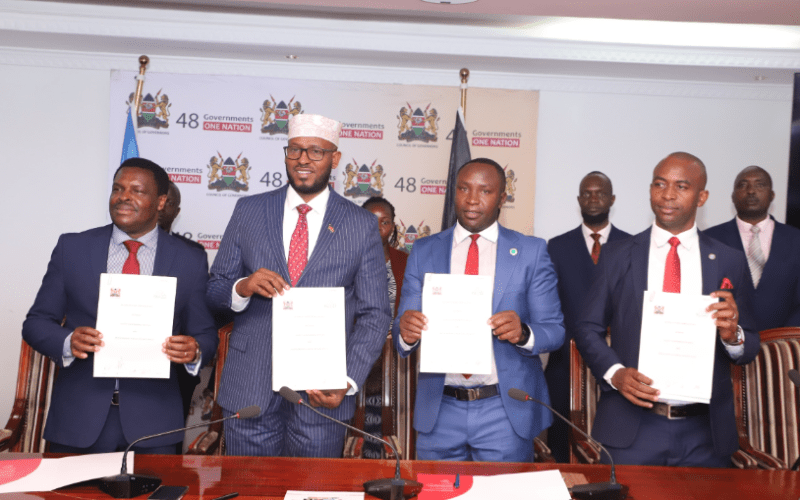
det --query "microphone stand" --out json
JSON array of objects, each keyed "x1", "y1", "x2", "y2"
[
  {"x1": 99, "y1": 406, "x2": 260, "y2": 498},
  {"x1": 279, "y1": 387, "x2": 422, "y2": 500},
  {"x1": 508, "y1": 388, "x2": 627, "y2": 500}
]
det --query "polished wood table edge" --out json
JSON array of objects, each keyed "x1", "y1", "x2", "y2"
[{"x1": 1, "y1": 454, "x2": 796, "y2": 499}]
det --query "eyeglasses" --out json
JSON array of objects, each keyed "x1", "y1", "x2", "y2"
[{"x1": 284, "y1": 146, "x2": 337, "y2": 161}]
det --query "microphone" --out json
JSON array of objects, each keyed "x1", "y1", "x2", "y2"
[
  {"x1": 99, "y1": 405, "x2": 261, "y2": 498},
  {"x1": 788, "y1": 370, "x2": 800, "y2": 471},
  {"x1": 279, "y1": 386, "x2": 422, "y2": 500},
  {"x1": 508, "y1": 388, "x2": 627, "y2": 500}
]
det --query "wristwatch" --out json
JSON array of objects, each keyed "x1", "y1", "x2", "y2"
[
  {"x1": 514, "y1": 323, "x2": 532, "y2": 346},
  {"x1": 723, "y1": 325, "x2": 745, "y2": 346}
]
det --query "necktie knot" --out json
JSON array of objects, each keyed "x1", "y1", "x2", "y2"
[
  {"x1": 297, "y1": 204, "x2": 312, "y2": 216},
  {"x1": 123, "y1": 240, "x2": 143, "y2": 255},
  {"x1": 668, "y1": 236, "x2": 680, "y2": 249},
  {"x1": 591, "y1": 233, "x2": 601, "y2": 242},
  {"x1": 470, "y1": 234, "x2": 480, "y2": 243},
  {"x1": 751, "y1": 225, "x2": 760, "y2": 235}
]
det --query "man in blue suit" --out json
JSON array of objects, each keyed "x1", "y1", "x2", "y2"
[
  {"x1": 574, "y1": 152, "x2": 759, "y2": 467},
  {"x1": 394, "y1": 158, "x2": 564, "y2": 462},
  {"x1": 704, "y1": 166, "x2": 800, "y2": 331},
  {"x1": 22, "y1": 158, "x2": 218, "y2": 453},
  {"x1": 545, "y1": 171, "x2": 630, "y2": 462},
  {"x1": 207, "y1": 114, "x2": 391, "y2": 457}
]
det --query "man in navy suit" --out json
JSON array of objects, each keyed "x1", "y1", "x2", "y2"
[
  {"x1": 704, "y1": 166, "x2": 800, "y2": 331},
  {"x1": 574, "y1": 152, "x2": 759, "y2": 467},
  {"x1": 394, "y1": 158, "x2": 564, "y2": 462},
  {"x1": 207, "y1": 114, "x2": 391, "y2": 457},
  {"x1": 22, "y1": 158, "x2": 218, "y2": 454},
  {"x1": 545, "y1": 171, "x2": 630, "y2": 462}
]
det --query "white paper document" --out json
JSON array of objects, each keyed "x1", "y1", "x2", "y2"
[
  {"x1": 417, "y1": 470, "x2": 570, "y2": 500},
  {"x1": 284, "y1": 491, "x2": 364, "y2": 500},
  {"x1": 638, "y1": 290, "x2": 719, "y2": 403},
  {"x1": 0, "y1": 452, "x2": 131, "y2": 493},
  {"x1": 94, "y1": 273, "x2": 176, "y2": 379},
  {"x1": 272, "y1": 287, "x2": 347, "y2": 392},
  {"x1": 420, "y1": 273, "x2": 493, "y2": 375}
]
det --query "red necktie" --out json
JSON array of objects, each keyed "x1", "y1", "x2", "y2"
[
  {"x1": 288, "y1": 204, "x2": 312, "y2": 286},
  {"x1": 462, "y1": 234, "x2": 480, "y2": 379},
  {"x1": 663, "y1": 237, "x2": 681, "y2": 293},
  {"x1": 465, "y1": 234, "x2": 480, "y2": 275},
  {"x1": 590, "y1": 233, "x2": 601, "y2": 265},
  {"x1": 122, "y1": 240, "x2": 143, "y2": 275}
]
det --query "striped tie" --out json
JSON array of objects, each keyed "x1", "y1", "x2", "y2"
[{"x1": 747, "y1": 226, "x2": 766, "y2": 288}]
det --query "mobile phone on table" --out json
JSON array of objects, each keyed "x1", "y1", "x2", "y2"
[{"x1": 148, "y1": 485, "x2": 189, "y2": 500}]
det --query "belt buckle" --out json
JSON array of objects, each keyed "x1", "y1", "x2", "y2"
[
  {"x1": 466, "y1": 388, "x2": 480, "y2": 401},
  {"x1": 664, "y1": 403, "x2": 686, "y2": 420},
  {"x1": 111, "y1": 391, "x2": 120, "y2": 406}
]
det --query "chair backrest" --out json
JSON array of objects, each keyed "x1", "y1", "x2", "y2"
[
  {"x1": 0, "y1": 340, "x2": 57, "y2": 453},
  {"x1": 569, "y1": 338, "x2": 603, "y2": 464},
  {"x1": 186, "y1": 322, "x2": 232, "y2": 456},
  {"x1": 732, "y1": 327, "x2": 800, "y2": 468}
]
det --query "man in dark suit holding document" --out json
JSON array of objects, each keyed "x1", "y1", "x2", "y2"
[
  {"x1": 574, "y1": 152, "x2": 759, "y2": 467},
  {"x1": 22, "y1": 158, "x2": 218, "y2": 454}
]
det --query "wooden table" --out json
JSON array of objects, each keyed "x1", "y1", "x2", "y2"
[{"x1": 8, "y1": 455, "x2": 799, "y2": 499}]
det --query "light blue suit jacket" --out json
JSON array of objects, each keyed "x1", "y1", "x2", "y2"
[
  {"x1": 206, "y1": 186, "x2": 391, "y2": 423},
  {"x1": 392, "y1": 224, "x2": 565, "y2": 440}
]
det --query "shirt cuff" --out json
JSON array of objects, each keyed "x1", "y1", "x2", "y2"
[
  {"x1": 185, "y1": 353, "x2": 202, "y2": 376},
  {"x1": 517, "y1": 323, "x2": 535, "y2": 351},
  {"x1": 62, "y1": 332, "x2": 75, "y2": 368},
  {"x1": 346, "y1": 377, "x2": 358, "y2": 396},
  {"x1": 397, "y1": 335, "x2": 418, "y2": 352},
  {"x1": 604, "y1": 363, "x2": 625, "y2": 390},
  {"x1": 722, "y1": 339, "x2": 745, "y2": 359},
  {"x1": 231, "y1": 277, "x2": 251, "y2": 312}
]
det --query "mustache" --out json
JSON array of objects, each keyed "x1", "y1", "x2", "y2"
[{"x1": 112, "y1": 201, "x2": 137, "y2": 211}]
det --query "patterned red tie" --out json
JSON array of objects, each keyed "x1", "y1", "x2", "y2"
[
  {"x1": 463, "y1": 234, "x2": 480, "y2": 380},
  {"x1": 663, "y1": 236, "x2": 681, "y2": 293},
  {"x1": 465, "y1": 234, "x2": 480, "y2": 275},
  {"x1": 122, "y1": 240, "x2": 143, "y2": 275},
  {"x1": 288, "y1": 204, "x2": 312, "y2": 286},
  {"x1": 590, "y1": 233, "x2": 602, "y2": 265}
]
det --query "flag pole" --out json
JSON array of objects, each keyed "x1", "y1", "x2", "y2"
[
  {"x1": 460, "y1": 68, "x2": 470, "y2": 120},
  {"x1": 132, "y1": 55, "x2": 149, "y2": 118}
]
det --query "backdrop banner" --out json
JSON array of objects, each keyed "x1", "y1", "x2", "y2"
[{"x1": 108, "y1": 71, "x2": 538, "y2": 260}]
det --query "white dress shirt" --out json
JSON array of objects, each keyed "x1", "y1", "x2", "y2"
[
  {"x1": 581, "y1": 222, "x2": 613, "y2": 257},
  {"x1": 603, "y1": 223, "x2": 743, "y2": 401},
  {"x1": 399, "y1": 221, "x2": 534, "y2": 388}
]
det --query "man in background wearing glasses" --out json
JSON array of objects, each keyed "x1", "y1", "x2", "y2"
[{"x1": 207, "y1": 114, "x2": 391, "y2": 457}]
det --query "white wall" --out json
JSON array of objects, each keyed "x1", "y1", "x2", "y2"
[{"x1": 0, "y1": 55, "x2": 793, "y2": 432}]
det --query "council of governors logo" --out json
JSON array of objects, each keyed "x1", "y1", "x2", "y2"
[
  {"x1": 126, "y1": 90, "x2": 171, "y2": 129},
  {"x1": 397, "y1": 220, "x2": 432, "y2": 252},
  {"x1": 207, "y1": 152, "x2": 252, "y2": 192},
  {"x1": 260, "y1": 95, "x2": 303, "y2": 135},
  {"x1": 397, "y1": 103, "x2": 438, "y2": 142},
  {"x1": 343, "y1": 159, "x2": 386, "y2": 199},
  {"x1": 505, "y1": 167, "x2": 518, "y2": 203}
]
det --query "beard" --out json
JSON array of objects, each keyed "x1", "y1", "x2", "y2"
[
  {"x1": 285, "y1": 165, "x2": 332, "y2": 196},
  {"x1": 581, "y1": 210, "x2": 609, "y2": 226}
]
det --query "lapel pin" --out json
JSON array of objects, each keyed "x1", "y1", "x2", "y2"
[
  {"x1": 328, "y1": 224, "x2": 335, "y2": 233},
  {"x1": 708, "y1": 253, "x2": 716, "y2": 260},
  {"x1": 510, "y1": 248, "x2": 518, "y2": 256}
]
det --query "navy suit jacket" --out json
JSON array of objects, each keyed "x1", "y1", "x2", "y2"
[
  {"x1": 544, "y1": 225, "x2": 631, "y2": 407},
  {"x1": 392, "y1": 224, "x2": 565, "y2": 441},
  {"x1": 22, "y1": 225, "x2": 219, "y2": 448},
  {"x1": 573, "y1": 228, "x2": 759, "y2": 455},
  {"x1": 704, "y1": 217, "x2": 800, "y2": 331},
  {"x1": 206, "y1": 186, "x2": 391, "y2": 423}
]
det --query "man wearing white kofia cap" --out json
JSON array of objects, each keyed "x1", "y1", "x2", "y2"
[{"x1": 207, "y1": 114, "x2": 391, "y2": 457}]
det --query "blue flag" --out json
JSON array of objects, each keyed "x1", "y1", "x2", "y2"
[
  {"x1": 120, "y1": 107, "x2": 140, "y2": 163},
  {"x1": 441, "y1": 108, "x2": 471, "y2": 231}
]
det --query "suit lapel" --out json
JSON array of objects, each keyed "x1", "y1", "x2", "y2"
[
  {"x1": 153, "y1": 228, "x2": 175, "y2": 276},
  {"x1": 493, "y1": 225, "x2": 520, "y2": 312},
  {"x1": 630, "y1": 229, "x2": 650, "y2": 298},
  {"x1": 264, "y1": 187, "x2": 290, "y2": 280},
  {"x1": 91, "y1": 225, "x2": 113, "y2": 277},
  {"x1": 699, "y1": 233, "x2": 721, "y2": 294},
  {"x1": 304, "y1": 191, "x2": 346, "y2": 280}
]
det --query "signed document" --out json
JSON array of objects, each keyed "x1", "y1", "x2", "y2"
[
  {"x1": 94, "y1": 273, "x2": 176, "y2": 379},
  {"x1": 638, "y1": 290, "x2": 719, "y2": 403},
  {"x1": 272, "y1": 287, "x2": 347, "y2": 392},
  {"x1": 420, "y1": 273, "x2": 493, "y2": 375}
]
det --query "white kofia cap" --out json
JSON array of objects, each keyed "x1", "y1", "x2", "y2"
[{"x1": 288, "y1": 114, "x2": 342, "y2": 147}]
